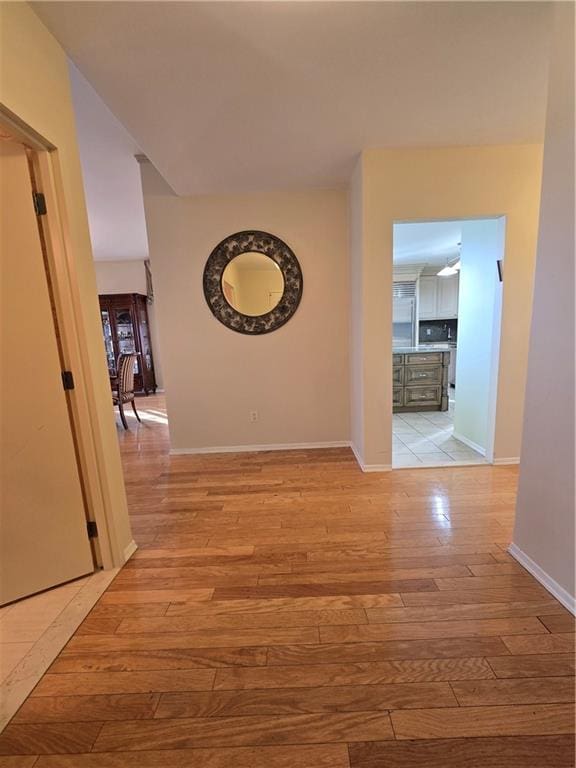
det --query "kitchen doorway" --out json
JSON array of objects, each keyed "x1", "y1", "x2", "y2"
[{"x1": 392, "y1": 218, "x2": 505, "y2": 468}]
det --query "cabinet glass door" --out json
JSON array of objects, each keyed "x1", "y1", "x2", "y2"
[
  {"x1": 100, "y1": 309, "x2": 116, "y2": 375},
  {"x1": 138, "y1": 304, "x2": 152, "y2": 371},
  {"x1": 113, "y1": 308, "x2": 139, "y2": 372}
]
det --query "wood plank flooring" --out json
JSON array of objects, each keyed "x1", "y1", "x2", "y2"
[{"x1": 1, "y1": 395, "x2": 574, "y2": 766}]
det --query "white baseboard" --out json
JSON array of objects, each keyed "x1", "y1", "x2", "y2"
[
  {"x1": 170, "y1": 441, "x2": 350, "y2": 456},
  {"x1": 362, "y1": 464, "x2": 392, "y2": 472},
  {"x1": 123, "y1": 539, "x2": 138, "y2": 561},
  {"x1": 350, "y1": 442, "x2": 364, "y2": 468},
  {"x1": 508, "y1": 543, "x2": 575, "y2": 615},
  {"x1": 350, "y1": 443, "x2": 391, "y2": 473},
  {"x1": 493, "y1": 457, "x2": 520, "y2": 465},
  {"x1": 452, "y1": 431, "x2": 486, "y2": 456}
]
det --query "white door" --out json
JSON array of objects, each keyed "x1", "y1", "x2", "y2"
[{"x1": 0, "y1": 141, "x2": 94, "y2": 605}]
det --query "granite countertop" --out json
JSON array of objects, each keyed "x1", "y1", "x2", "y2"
[{"x1": 393, "y1": 344, "x2": 455, "y2": 354}]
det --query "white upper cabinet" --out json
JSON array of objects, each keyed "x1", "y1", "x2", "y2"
[
  {"x1": 437, "y1": 275, "x2": 459, "y2": 318},
  {"x1": 418, "y1": 275, "x2": 459, "y2": 320},
  {"x1": 418, "y1": 276, "x2": 438, "y2": 319}
]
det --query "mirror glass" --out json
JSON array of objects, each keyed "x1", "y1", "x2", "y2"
[{"x1": 221, "y1": 252, "x2": 285, "y2": 316}]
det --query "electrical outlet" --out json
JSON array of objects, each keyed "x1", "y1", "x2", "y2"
[{"x1": 249, "y1": 410, "x2": 258, "y2": 422}]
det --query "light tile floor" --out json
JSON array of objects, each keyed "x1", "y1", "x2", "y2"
[
  {"x1": 393, "y1": 398, "x2": 486, "y2": 468},
  {"x1": 0, "y1": 576, "x2": 93, "y2": 682},
  {"x1": 0, "y1": 569, "x2": 118, "y2": 731}
]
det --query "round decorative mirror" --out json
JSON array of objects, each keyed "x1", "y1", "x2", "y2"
[
  {"x1": 203, "y1": 231, "x2": 303, "y2": 334},
  {"x1": 221, "y1": 251, "x2": 285, "y2": 317}
]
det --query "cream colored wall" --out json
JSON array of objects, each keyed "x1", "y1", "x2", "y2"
[
  {"x1": 353, "y1": 144, "x2": 543, "y2": 467},
  {"x1": 94, "y1": 259, "x2": 164, "y2": 389},
  {"x1": 513, "y1": 3, "x2": 575, "y2": 608},
  {"x1": 0, "y1": 3, "x2": 132, "y2": 561},
  {"x1": 95, "y1": 260, "x2": 148, "y2": 294},
  {"x1": 141, "y1": 164, "x2": 350, "y2": 452}
]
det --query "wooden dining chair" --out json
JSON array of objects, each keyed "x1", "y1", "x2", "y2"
[{"x1": 112, "y1": 353, "x2": 141, "y2": 429}]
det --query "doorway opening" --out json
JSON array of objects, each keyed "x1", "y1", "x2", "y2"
[{"x1": 392, "y1": 217, "x2": 505, "y2": 468}]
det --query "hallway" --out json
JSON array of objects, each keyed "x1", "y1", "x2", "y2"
[{"x1": 0, "y1": 396, "x2": 574, "y2": 765}]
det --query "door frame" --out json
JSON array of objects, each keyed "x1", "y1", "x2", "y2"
[
  {"x1": 391, "y1": 215, "x2": 506, "y2": 469},
  {"x1": 1, "y1": 104, "x2": 120, "y2": 570}
]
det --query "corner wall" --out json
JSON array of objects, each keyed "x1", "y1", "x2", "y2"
[
  {"x1": 349, "y1": 157, "x2": 366, "y2": 465},
  {"x1": 453, "y1": 218, "x2": 505, "y2": 455},
  {"x1": 356, "y1": 144, "x2": 543, "y2": 467},
  {"x1": 141, "y1": 162, "x2": 350, "y2": 452},
  {"x1": 512, "y1": 3, "x2": 575, "y2": 611},
  {"x1": 0, "y1": 3, "x2": 132, "y2": 563}
]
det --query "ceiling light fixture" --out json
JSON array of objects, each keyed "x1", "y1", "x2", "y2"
[{"x1": 437, "y1": 265, "x2": 458, "y2": 277}]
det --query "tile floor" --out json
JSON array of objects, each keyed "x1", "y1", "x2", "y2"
[
  {"x1": 393, "y1": 397, "x2": 486, "y2": 468},
  {"x1": 0, "y1": 569, "x2": 118, "y2": 730},
  {"x1": 0, "y1": 578, "x2": 91, "y2": 682}
]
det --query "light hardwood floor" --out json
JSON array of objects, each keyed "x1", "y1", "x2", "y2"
[{"x1": 1, "y1": 395, "x2": 574, "y2": 766}]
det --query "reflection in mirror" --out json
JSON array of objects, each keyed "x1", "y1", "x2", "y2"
[{"x1": 221, "y1": 252, "x2": 285, "y2": 317}]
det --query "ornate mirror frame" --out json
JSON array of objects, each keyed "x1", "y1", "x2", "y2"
[{"x1": 203, "y1": 230, "x2": 303, "y2": 335}]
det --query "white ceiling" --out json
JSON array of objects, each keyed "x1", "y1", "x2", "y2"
[
  {"x1": 35, "y1": 1, "x2": 552, "y2": 198},
  {"x1": 393, "y1": 220, "x2": 462, "y2": 267},
  {"x1": 68, "y1": 62, "x2": 149, "y2": 261}
]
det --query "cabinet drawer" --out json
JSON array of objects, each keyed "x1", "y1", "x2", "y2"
[
  {"x1": 393, "y1": 387, "x2": 403, "y2": 407},
  {"x1": 393, "y1": 354, "x2": 404, "y2": 365},
  {"x1": 405, "y1": 352, "x2": 443, "y2": 365},
  {"x1": 392, "y1": 366, "x2": 404, "y2": 386},
  {"x1": 404, "y1": 385, "x2": 442, "y2": 407},
  {"x1": 405, "y1": 365, "x2": 442, "y2": 385}
]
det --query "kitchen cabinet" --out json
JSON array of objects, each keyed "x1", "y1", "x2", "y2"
[
  {"x1": 392, "y1": 350, "x2": 450, "y2": 412},
  {"x1": 418, "y1": 277, "x2": 438, "y2": 319},
  {"x1": 448, "y1": 345, "x2": 457, "y2": 387},
  {"x1": 437, "y1": 275, "x2": 459, "y2": 318},
  {"x1": 418, "y1": 275, "x2": 459, "y2": 320}
]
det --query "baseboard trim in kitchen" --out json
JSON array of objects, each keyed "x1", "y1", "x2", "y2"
[
  {"x1": 493, "y1": 457, "x2": 520, "y2": 465},
  {"x1": 509, "y1": 543, "x2": 575, "y2": 615},
  {"x1": 452, "y1": 431, "x2": 487, "y2": 456}
]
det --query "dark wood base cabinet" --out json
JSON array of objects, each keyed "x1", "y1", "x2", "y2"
[
  {"x1": 99, "y1": 293, "x2": 156, "y2": 394},
  {"x1": 393, "y1": 351, "x2": 450, "y2": 412}
]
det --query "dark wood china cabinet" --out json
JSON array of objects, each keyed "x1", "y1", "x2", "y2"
[{"x1": 99, "y1": 293, "x2": 156, "y2": 394}]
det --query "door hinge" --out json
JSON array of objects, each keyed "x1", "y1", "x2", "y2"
[
  {"x1": 87, "y1": 520, "x2": 98, "y2": 539},
  {"x1": 61, "y1": 370, "x2": 75, "y2": 390},
  {"x1": 32, "y1": 191, "x2": 47, "y2": 216}
]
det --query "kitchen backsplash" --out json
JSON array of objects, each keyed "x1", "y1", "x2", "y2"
[{"x1": 419, "y1": 319, "x2": 458, "y2": 343}]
